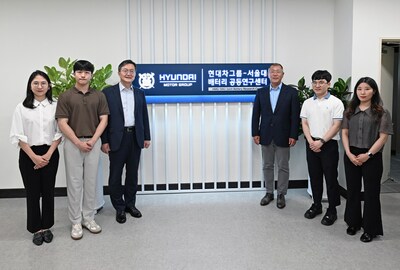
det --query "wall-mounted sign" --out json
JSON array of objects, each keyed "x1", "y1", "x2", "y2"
[{"x1": 132, "y1": 63, "x2": 270, "y2": 103}]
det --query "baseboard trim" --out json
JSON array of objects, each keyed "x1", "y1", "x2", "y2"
[{"x1": 0, "y1": 180, "x2": 309, "y2": 198}]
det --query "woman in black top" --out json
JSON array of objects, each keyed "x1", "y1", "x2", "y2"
[{"x1": 342, "y1": 77, "x2": 393, "y2": 243}]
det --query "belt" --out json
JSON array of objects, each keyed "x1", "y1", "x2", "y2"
[
  {"x1": 124, "y1": 126, "x2": 135, "y2": 132},
  {"x1": 79, "y1": 136, "x2": 92, "y2": 139}
]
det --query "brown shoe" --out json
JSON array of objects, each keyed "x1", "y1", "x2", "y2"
[{"x1": 260, "y1": 193, "x2": 274, "y2": 206}]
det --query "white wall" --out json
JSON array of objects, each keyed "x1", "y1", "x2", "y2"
[
  {"x1": 351, "y1": 0, "x2": 400, "y2": 182},
  {"x1": 334, "y1": 0, "x2": 353, "y2": 79},
  {"x1": 0, "y1": 0, "x2": 127, "y2": 188},
  {"x1": 0, "y1": 0, "x2": 365, "y2": 190},
  {"x1": 333, "y1": 0, "x2": 354, "y2": 188}
]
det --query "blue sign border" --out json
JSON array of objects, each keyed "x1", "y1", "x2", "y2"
[
  {"x1": 133, "y1": 63, "x2": 269, "y2": 103},
  {"x1": 146, "y1": 94, "x2": 256, "y2": 104}
]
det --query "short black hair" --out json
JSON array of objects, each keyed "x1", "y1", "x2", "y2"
[
  {"x1": 311, "y1": 70, "x2": 332, "y2": 82},
  {"x1": 118, "y1": 59, "x2": 137, "y2": 72},
  {"x1": 73, "y1": 60, "x2": 94, "y2": 73}
]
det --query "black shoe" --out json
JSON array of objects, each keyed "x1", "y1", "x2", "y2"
[
  {"x1": 321, "y1": 212, "x2": 337, "y2": 226},
  {"x1": 260, "y1": 193, "x2": 274, "y2": 206},
  {"x1": 42, "y1": 229, "x2": 53, "y2": 243},
  {"x1": 346, "y1": 226, "x2": 361, "y2": 236},
  {"x1": 116, "y1": 211, "x2": 126, "y2": 224},
  {"x1": 304, "y1": 204, "x2": 322, "y2": 219},
  {"x1": 360, "y1": 232, "x2": 376, "y2": 243},
  {"x1": 32, "y1": 232, "x2": 43, "y2": 246},
  {"x1": 276, "y1": 194, "x2": 286, "y2": 209},
  {"x1": 125, "y1": 206, "x2": 142, "y2": 218},
  {"x1": 95, "y1": 206, "x2": 103, "y2": 215}
]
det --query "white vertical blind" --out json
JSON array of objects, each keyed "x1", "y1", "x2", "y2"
[{"x1": 129, "y1": 0, "x2": 283, "y2": 192}]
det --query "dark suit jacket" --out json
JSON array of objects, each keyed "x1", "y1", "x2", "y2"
[
  {"x1": 101, "y1": 84, "x2": 151, "y2": 151},
  {"x1": 251, "y1": 83, "x2": 300, "y2": 147}
]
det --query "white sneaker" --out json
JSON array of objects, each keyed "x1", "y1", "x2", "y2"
[
  {"x1": 82, "y1": 220, "x2": 102, "y2": 234},
  {"x1": 71, "y1": 223, "x2": 83, "y2": 240}
]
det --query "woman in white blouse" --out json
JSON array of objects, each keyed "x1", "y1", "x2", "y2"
[{"x1": 10, "y1": 70, "x2": 62, "y2": 246}]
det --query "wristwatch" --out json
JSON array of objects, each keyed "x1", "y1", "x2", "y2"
[{"x1": 367, "y1": 152, "x2": 374, "y2": 158}]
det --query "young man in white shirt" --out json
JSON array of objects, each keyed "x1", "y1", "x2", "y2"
[{"x1": 300, "y1": 70, "x2": 344, "y2": 226}]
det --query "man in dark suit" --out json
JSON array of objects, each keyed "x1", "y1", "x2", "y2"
[
  {"x1": 101, "y1": 60, "x2": 151, "y2": 223},
  {"x1": 251, "y1": 63, "x2": 300, "y2": 209}
]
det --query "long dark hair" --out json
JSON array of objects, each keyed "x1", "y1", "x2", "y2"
[
  {"x1": 345, "y1": 77, "x2": 383, "y2": 120},
  {"x1": 23, "y1": 70, "x2": 53, "y2": 109}
]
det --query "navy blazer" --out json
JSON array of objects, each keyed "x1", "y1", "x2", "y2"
[
  {"x1": 101, "y1": 84, "x2": 151, "y2": 151},
  {"x1": 251, "y1": 83, "x2": 300, "y2": 147}
]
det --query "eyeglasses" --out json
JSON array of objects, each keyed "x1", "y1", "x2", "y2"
[
  {"x1": 32, "y1": 81, "x2": 49, "y2": 87},
  {"x1": 311, "y1": 80, "x2": 327, "y2": 86},
  {"x1": 121, "y1": 69, "x2": 135, "y2": 75}
]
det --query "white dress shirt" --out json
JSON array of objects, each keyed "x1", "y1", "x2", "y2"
[
  {"x1": 119, "y1": 82, "x2": 135, "y2": 127},
  {"x1": 10, "y1": 99, "x2": 62, "y2": 147}
]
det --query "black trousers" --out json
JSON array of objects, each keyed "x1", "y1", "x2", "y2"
[
  {"x1": 19, "y1": 145, "x2": 59, "y2": 233},
  {"x1": 306, "y1": 140, "x2": 341, "y2": 210},
  {"x1": 108, "y1": 129, "x2": 141, "y2": 212},
  {"x1": 344, "y1": 147, "x2": 383, "y2": 236}
]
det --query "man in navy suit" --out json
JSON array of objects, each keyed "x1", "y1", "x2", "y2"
[
  {"x1": 101, "y1": 60, "x2": 151, "y2": 223},
  {"x1": 251, "y1": 63, "x2": 300, "y2": 209}
]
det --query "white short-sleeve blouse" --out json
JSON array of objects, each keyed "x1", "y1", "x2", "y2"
[{"x1": 10, "y1": 99, "x2": 62, "y2": 147}]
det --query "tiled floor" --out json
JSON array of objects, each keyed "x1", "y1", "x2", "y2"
[
  {"x1": 381, "y1": 178, "x2": 400, "y2": 193},
  {"x1": 1, "y1": 189, "x2": 399, "y2": 270},
  {"x1": 382, "y1": 154, "x2": 400, "y2": 193},
  {"x1": 389, "y1": 154, "x2": 400, "y2": 181},
  {"x1": 0, "y1": 154, "x2": 398, "y2": 269}
]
